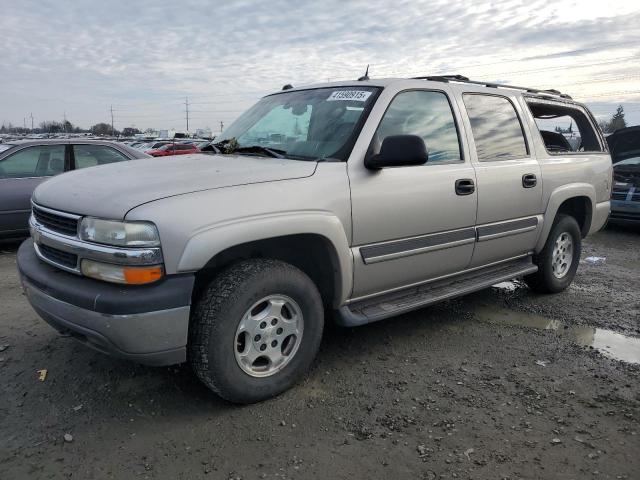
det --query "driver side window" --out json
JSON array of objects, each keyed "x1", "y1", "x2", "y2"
[{"x1": 375, "y1": 91, "x2": 462, "y2": 163}]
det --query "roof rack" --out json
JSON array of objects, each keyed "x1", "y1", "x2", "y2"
[{"x1": 412, "y1": 75, "x2": 572, "y2": 99}]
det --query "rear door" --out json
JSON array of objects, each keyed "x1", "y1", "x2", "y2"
[
  {"x1": 456, "y1": 92, "x2": 543, "y2": 267},
  {"x1": 0, "y1": 144, "x2": 68, "y2": 236}
]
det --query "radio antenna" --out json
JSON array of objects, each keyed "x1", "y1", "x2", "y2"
[{"x1": 358, "y1": 64, "x2": 370, "y2": 81}]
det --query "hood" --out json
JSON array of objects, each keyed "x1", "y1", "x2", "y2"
[
  {"x1": 607, "y1": 126, "x2": 640, "y2": 164},
  {"x1": 33, "y1": 154, "x2": 317, "y2": 219}
]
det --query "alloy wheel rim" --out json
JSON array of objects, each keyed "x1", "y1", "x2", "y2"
[
  {"x1": 552, "y1": 232, "x2": 573, "y2": 279},
  {"x1": 234, "y1": 295, "x2": 304, "y2": 378}
]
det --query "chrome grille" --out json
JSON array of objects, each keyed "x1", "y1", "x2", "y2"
[
  {"x1": 32, "y1": 206, "x2": 79, "y2": 236},
  {"x1": 38, "y1": 244, "x2": 79, "y2": 269}
]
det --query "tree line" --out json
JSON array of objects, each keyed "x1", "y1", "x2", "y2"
[{"x1": 0, "y1": 120, "x2": 143, "y2": 137}]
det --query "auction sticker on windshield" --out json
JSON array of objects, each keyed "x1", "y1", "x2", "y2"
[{"x1": 327, "y1": 90, "x2": 372, "y2": 101}]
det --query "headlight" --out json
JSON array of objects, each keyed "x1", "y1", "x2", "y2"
[
  {"x1": 81, "y1": 259, "x2": 164, "y2": 285},
  {"x1": 79, "y1": 218, "x2": 160, "y2": 247}
]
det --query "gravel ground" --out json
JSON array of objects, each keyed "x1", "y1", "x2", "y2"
[{"x1": 1, "y1": 225, "x2": 638, "y2": 480}]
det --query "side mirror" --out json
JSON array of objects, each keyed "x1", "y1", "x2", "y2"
[{"x1": 365, "y1": 135, "x2": 429, "y2": 169}]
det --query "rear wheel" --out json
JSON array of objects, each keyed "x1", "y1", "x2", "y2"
[
  {"x1": 525, "y1": 214, "x2": 581, "y2": 293},
  {"x1": 189, "y1": 259, "x2": 324, "y2": 404}
]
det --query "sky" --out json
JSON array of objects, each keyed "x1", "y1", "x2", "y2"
[{"x1": 1, "y1": 0, "x2": 639, "y2": 132}]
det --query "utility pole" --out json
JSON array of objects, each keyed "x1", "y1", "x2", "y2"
[
  {"x1": 184, "y1": 97, "x2": 190, "y2": 133},
  {"x1": 110, "y1": 105, "x2": 115, "y2": 136},
  {"x1": 63, "y1": 111, "x2": 67, "y2": 133},
  {"x1": 30, "y1": 113, "x2": 34, "y2": 131},
  {"x1": 220, "y1": 121, "x2": 224, "y2": 133},
  {"x1": 23, "y1": 117, "x2": 26, "y2": 130}
]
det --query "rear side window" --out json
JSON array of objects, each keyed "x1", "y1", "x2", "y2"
[
  {"x1": 73, "y1": 144, "x2": 130, "y2": 169},
  {"x1": 526, "y1": 99, "x2": 603, "y2": 154},
  {"x1": 0, "y1": 145, "x2": 66, "y2": 179},
  {"x1": 463, "y1": 94, "x2": 528, "y2": 161},
  {"x1": 375, "y1": 90, "x2": 462, "y2": 163}
]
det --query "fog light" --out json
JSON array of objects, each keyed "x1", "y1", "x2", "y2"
[{"x1": 81, "y1": 260, "x2": 163, "y2": 285}]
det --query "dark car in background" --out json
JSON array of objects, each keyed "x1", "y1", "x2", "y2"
[
  {"x1": 0, "y1": 139, "x2": 149, "y2": 238},
  {"x1": 147, "y1": 143, "x2": 200, "y2": 157},
  {"x1": 607, "y1": 126, "x2": 640, "y2": 224}
]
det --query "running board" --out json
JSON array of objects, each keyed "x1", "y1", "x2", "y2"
[{"x1": 337, "y1": 256, "x2": 537, "y2": 327}]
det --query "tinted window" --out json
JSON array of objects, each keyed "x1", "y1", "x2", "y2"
[
  {"x1": 73, "y1": 145, "x2": 130, "y2": 169},
  {"x1": 375, "y1": 90, "x2": 461, "y2": 163},
  {"x1": 463, "y1": 94, "x2": 528, "y2": 161},
  {"x1": 0, "y1": 145, "x2": 65, "y2": 179}
]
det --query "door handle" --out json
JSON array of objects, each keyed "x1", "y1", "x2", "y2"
[
  {"x1": 522, "y1": 173, "x2": 537, "y2": 188},
  {"x1": 455, "y1": 178, "x2": 475, "y2": 195}
]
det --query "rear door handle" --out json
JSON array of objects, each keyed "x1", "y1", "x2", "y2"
[
  {"x1": 455, "y1": 178, "x2": 475, "y2": 195},
  {"x1": 522, "y1": 173, "x2": 537, "y2": 188}
]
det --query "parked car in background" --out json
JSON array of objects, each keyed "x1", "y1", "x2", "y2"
[
  {"x1": 608, "y1": 126, "x2": 640, "y2": 224},
  {"x1": 0, "y1": 140, "x2": 148, "y2": 238},
  {"x1": 147, "y1": 143, "x2": 200, "y2": 157},
  {"x1": 141, "y1": 141, "x2": 171, "y2": 152}
]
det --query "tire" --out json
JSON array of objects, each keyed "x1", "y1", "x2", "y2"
[
  {"x1": 524, "y1": 214, "x2": 581, "y2": 293},
  {"x1": 189, "y1": 259, "x2": 324, "y2": 404}
]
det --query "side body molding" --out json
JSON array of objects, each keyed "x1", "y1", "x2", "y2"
[
  {"x1": 177, "y1": 211, "x2": 353, "y2": 306},
  {"x1": 535, "y1": 183, "x2": 596, "y2": 252}
]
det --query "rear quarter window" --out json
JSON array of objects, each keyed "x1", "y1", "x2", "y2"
[{"x1": 526, "y1": 98, "x2": 603, "y2": 154}]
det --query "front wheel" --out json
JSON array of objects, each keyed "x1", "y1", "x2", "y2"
[
  {"x1": 524, "y1": 214, "x2": 582, "y2": 293},
  {"x1": 189, "y1": 259, "x2": 324, "y2": 404}
]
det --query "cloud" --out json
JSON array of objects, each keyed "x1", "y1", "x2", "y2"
[{"x1": 1, "y1": 0, "x2": 639, "y2": 129}]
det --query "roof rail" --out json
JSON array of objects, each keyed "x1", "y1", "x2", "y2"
[{"x1": 411, "y1": 75, "x2": 572, "y2": 99}]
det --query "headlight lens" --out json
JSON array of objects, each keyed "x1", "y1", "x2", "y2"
[
  {"x1": 79, "y1": 218, "x2": 160, "y2": 247},
  {"x1": 81, "y1": 260, "x2": 164, "y2": 285}
]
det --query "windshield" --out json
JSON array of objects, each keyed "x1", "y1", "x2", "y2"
[
  {"x1": 216, "y1": 86, "x2": 380, "y2": 161},
  {"x1": 0, "y1": 144, "x2": 14, "y2": 153}
]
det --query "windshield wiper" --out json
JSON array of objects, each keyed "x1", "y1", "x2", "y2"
[{"x1": 233, "y1": 145, "x2": 287, "y2": 158}]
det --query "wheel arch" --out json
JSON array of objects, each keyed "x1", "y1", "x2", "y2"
[
  {"x1": 535, "y1": 183, "x2": 595, "y2": 252},
  {"x1": 178, "y1": 212, "x2": 353, "y2": 308}
]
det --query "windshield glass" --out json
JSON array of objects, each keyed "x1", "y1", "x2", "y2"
[
  {"x1": 216, "y1": 86, "x2": 380, "y2": 161},
  {"x1": 0, "y1": 144, "x2": 13, "y2": 153}
]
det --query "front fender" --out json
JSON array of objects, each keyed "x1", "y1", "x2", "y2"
[
  {"x1": 535, "y1": 183, "x2": 595, "y2": 252},
  {"x1": 177, "y1": 210, "x2": 353, "y2": 305}
]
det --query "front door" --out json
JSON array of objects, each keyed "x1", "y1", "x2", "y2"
[
  {"x1": 457, "y1": 92, "x2": 543, "y2": 267},
  {"x1": 349, "y1": 89, "x2": 478, "y2": 299}
]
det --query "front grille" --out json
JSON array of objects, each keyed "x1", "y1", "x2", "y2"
[
  {"x1": 612, "y1": 190, "x2": 640, "y2": 202},
  {"x1": 38, "y1": 244, "x2": 79, "y2": 269},
  {"x1": 33, "y1": 206, "x2": 78, "y2": 236}
]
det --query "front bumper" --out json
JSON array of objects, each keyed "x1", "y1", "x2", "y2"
[
  {"x1": 17, "y1": 240, "x2": 195, "y2": 366},
  {"x1": 610, "y1": 199, "x2": 640, "y2": 224}
]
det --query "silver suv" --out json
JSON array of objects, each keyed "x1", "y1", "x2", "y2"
[{"x1": 17, "y1": 75, "x2": 612, "y2": 403}]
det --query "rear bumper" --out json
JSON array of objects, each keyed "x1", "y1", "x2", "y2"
[{"x1": 17, "y1": 239, "x2": 194, "y2": 366}]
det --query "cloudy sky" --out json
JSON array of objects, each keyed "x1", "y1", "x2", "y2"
[{"x1": 1, "y1": 0, "x2": 639, "y2": 132}]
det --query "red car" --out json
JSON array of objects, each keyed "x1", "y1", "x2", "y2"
[{"x1": 147, "y1": 143, "x2": 200, "y2": 157}]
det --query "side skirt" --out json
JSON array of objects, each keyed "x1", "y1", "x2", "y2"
[{"x1": 336, "y1": 256, "x2": 537, "y2": 327}]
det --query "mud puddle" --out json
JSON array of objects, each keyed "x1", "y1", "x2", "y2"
[{"x1": 475, "y1": 304, "x2": 640, "y2": 364}]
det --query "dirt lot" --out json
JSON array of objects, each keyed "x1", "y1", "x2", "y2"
[{"x1": 1, "y1": 226, "x2": 638, "y2": 480}]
